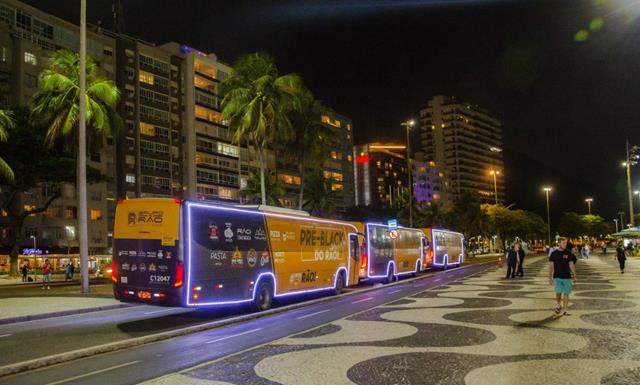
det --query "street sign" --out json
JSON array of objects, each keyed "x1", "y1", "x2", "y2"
[
  {"x1": 389, "y1": 229, "x2": 400, "y2": 240},
  {"x1": 387, "y1": 219, "x2": 398, "y2": 230}
]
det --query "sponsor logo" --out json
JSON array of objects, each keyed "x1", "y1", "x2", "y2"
[
  {"x1": 254, "y1": 228, "x2": 267, "y2": 241},
  {"x1": 208, "y1": 224, "x2": 220, "y2": 241},
  {"x1": 210, "y1": 251, "x2": 228, "y2": 266},
  {"x1": 247, "y1": 249, "x2": 257, "y2": 267},
  {"x1": 158, "y1": 265, "x2": 169, "y2": 273},
  {"x1": 146, "y1": 251, "x2": 156, "y2": 258},
  {"x1": 236, "y1": 227, "x2": 252, "y2": 241},
  {"x1": 150, "y1": 275, "x2": 171, "y2": 283},
  {"x1": 128, "y1": 250, "x2": 137, "y2": 257},
  {"x1": 121, "y1": 263, "x2": 130, "y2": 271},
  {"x1": 313, "y1": 249, "x2": 340, "y2": 261},
  {"x1": 289, "y1": 272, "x2": 302, "y2": 284},
  {"x1": 118, "y1": 250, "x2": 128, "y2": 257},
  {"x1": 149, "y1": 263, "x2": 157, "y2": 272},
  {"x1": 165, "y1": 251, "x2": 172, "y2": 259},
  {"x1": 283, "y1": 231, "x2": 296, "y2": 241},
  {"x1": 139, "y1": 263, "x2": 146, "y2": 272},
  {"x1": 131, "y1": 264, "x2": 138, "y2": 272},
  {"x1": 120, "y1": 276, "x2": 128, "y2": 284},
  {"x1": 156, "y1": 250, "x2": 163, "y2": 259},
  {"x1": 137, "y1": 250, "x2": 146, "y2": 257},
  {"x1": 260, "y1": 251, "x2": 270, "y2": 266},
  {"x1": 273, "y1": 251, "x2": 285, "y2": 264},
  {"x1": 300, "y1": 229, "x2": 344, "y2": 247},
  {"x1": 224, "y1": 223, "x2": 234, "y2": 242},
  {"x1": 270, "y1": 230, "x2": 281, "y2": 239},
  {"x1": 301, "y1": 270, "x2": 317, "y2": 283},
  {"x1": 231, "y1": 247, "x2": 243, "y2": 268},
  {"x1": 128, "y1": 211, "x2": 163, "y2": 225}
]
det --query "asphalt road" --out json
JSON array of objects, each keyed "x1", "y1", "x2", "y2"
[{"x1": 0, "y1": 260, "x2": 497, "y2": 385}]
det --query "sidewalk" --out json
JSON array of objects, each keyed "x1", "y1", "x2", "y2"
[
  {"x1": 0, "y1": 275, "x2": 108, "y2": 286},
  {"x1": 0, "y1": 283, "x2": 131, "y2": 324}
]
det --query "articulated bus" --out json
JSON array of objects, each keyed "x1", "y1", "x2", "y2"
[{"x1": 112, "y1": 198, "x2": 465, "y2": 310}]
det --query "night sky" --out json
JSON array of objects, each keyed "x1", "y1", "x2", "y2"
[{"x1": 23, "y1": 0, "x2": 640, "y2": 221}]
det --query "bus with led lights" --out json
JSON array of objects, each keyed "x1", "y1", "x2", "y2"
[
  {"x1": 422, "y1": 228, "x2": 465, "y2": 269},
  {"x1": 112, "y1": 198, "x2": 362, "y2": 310},
  {"x1": 351, "y1": 222, "x2": 428, "y2": 283}
]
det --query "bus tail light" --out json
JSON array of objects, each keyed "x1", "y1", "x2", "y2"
[
  {"x1": 174, "y1": 261, "x2": 184, "y2": 287},
  {"x1": 360, "y1": 252, "x2": 368, "y2": 269},
  {"x1": 111, "y1": 260, "x2": 118, "y2": 283}
]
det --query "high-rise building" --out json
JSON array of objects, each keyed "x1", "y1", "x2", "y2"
[
  {"x1": 413, "y1": 160, "x2": 444, "y2": 204},
  {"x1": 354, "y1": 143, "x2": 409, "y2": 207},
  {"x1": 417, "y1": 95, "x2": 504, "y2": 204},
  {"x1": 0, "y1": 0, "x2": 116, "y2": 262}
]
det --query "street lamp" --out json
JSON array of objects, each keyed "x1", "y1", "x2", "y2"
[
  {"x1": 401, "y1": 119, "x2": 415, "y2": 227},
  {"x1": 585, "y1": 198, "x2": 593, "y2": 215},
  {"x1": 543, "y1": 187, "x2": 552, "y2": 246},
  {"x1": 489, "y1": 170, "x2": 501, "y2": 205},
  {"x1": 614, "y1": 218, "x2": 619, "y2": 233},
  {"x1": 618, "y1": 211, "x2": 625, "y2": 229},
  {"x1": 622, "y1": 141, "x2": 639, "y2": 227}
]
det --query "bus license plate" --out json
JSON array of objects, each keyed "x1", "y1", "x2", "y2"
[{"x1": 137, "y1": 291, "x2": 151, "y2": 299}]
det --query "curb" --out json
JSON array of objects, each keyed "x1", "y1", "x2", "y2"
[
  {"x1": 0, "y1": 259, "x2": 498, "y2": 378},
  {"x1": 0, "y1": 303, "x2": 136, "y2": 325}
]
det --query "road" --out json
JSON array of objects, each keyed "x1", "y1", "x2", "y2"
[{"x1": 0, "y1": 259, "x2": 497, "y2": 385}]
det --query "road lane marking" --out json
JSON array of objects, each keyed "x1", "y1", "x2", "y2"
[
  {"x1": 144, "y1": 308, "x2": 179, "y2": 315},
  {"x1": 389, "y1": 289, "x2": 404, "y2": 294},
  {"x1": 205, "y1": 328, "x2": 262, "y2": 344},
  {"x1": 351, "y1": 297, "x2": 374, "y2": 304},
  {"x1": 45, "y1": 360, "x2": 140, "y2": 385},
  {"x1": 0, "y1": 334, "x2": 11, "y2": 338},
  {"x1": 296, "y1": 309, "x2": 331, "y2": 320}
]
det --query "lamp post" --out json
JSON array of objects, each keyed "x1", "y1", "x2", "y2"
[
  {"x1": 614, "y1": 218, "x2": 619, "y2": 233},
  {"x1": 489, "y1": 170, "x2": 501, "y2": 205},
  {"x1": 635, "y1": 190, "x2": 640, "y2": 216},
  {"x1": 401, "y1": 119, "x2": 415, "y2": 227},
  {"x1": 585, "y1": 198, "x2": 593, "y2": 215},
  {"x1": 623, "y1": 141, "x2": 639, "y2": 227},
  {"x1": 618, "y1": 211, "x2": 625, "y2": 229},
  {"x1": 543, "y1": 187, "x2": 552, "y2": 246}
]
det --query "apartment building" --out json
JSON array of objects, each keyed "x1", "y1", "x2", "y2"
[
  {"x1": 354, "y1": 143, "x2": 409, "y2": 207},
  {"x1": 0, "y1": 0, "x2": 116, "y2": 259},
  {"x1": 418, "y1": 95, "x2": 504, "y2": 204}
]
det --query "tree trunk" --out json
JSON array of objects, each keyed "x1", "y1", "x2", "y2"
[
  {"x1": 258, "y1": 149, "x2": 267, "y2": 206},
  {"x1": 298, "y1": 166, "x2": 305, "y2": 211}
]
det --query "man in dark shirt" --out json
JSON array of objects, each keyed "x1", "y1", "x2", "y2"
[{"x1": 548, "y1": 237, "x2": 577, "y2": 315}]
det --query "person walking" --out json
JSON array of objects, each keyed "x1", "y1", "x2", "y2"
[
  {"x1": 42, "y1": 259, "x2": 52, "y2": 290},
  {"x1": 20, "y1": 263, "x2": 28, "y2": 282},
  {"x1": 601, "y1": 242, "x2": 607, "y2": 254},
  {"x1": 616, "y1": 241, "x2": 627, "y2": 274},
  {"x1": 516, "y1": 241, "x2": 526, "y2": 277},
  {"x1": 506, "y1": 243, "x2": 520, "y2": 279},
  {"x1": 583, "y1": 243, "x2": 590, "y2": 260},
  {"x1": 549, "y1": 237, "x2": 577, "y2": 316}
]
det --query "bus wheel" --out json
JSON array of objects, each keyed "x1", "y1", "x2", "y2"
[
  {"x1": 333, "y1": 272, "x2": 345, "y2": 295},
  {"x1": 386, "y1": 266, "x2": 396, "y2": 284},
  {"x1": 253, "y1": 281, "x2": 273, "y2": 312},
  {"x1": 413, "y1": 262, "x2": 421, "y2": 277}
]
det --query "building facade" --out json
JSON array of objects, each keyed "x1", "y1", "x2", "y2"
[
  {"x1": 0, "y1": 0, "x2": 116, "y2": 262},
  {"x1": 417, "y1": 95, "x2": 504, "y2": 204},
  {"x1": 413, "y1": 160, "x2": 444, "y2": 204},
  {"x1": 354, "y1": 143, "x2": 409, "y2": 207}
]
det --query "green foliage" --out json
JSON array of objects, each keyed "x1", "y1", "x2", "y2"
[
  {"x1": 240, "y1": 171, "x2": 284, "y2": 206},
  {"x1": 483, "y1": 204, "x2": 547, "y2": 240},
  {"x1": 557, "y1": 212, "x2": 612, "y2": 238},
  {"x1": 415, "y1": 201, "x2": 451, "y2": 228},
  {"x1": 302, "y1": 170, "x2": 337, "y2": 217},
  {"x1": 220, "y1": 52, "x2": 302, "y2": 205},
  {"x1": 30, "y1": 50, "x2": 121, "y2": 152},
  {"x1": 449, "y1": 191, "x2": 488, "y2": 239},
  {"x1": 0, "y1": 109, "x2": 15, "y2": 181}
]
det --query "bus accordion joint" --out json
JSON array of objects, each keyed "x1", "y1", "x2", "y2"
[
  {"x1": 174, "y1": 261, "x2": 184, "y2": 288},
  {"x1": 111, "y1": 260, "x2": 118, "y2": 283}
]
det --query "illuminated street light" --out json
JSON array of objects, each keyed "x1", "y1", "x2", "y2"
[
  {"x1": 543, "y1": 187, "x2": 552, "y2": 246},
  {"x1": 489, "y1": 170, "x2": 501, "y2": 205},
  {"x1": 401, "y1": 119, "x2": 416, "y2": 227},
  {"x1": 585, "y1": 198, "x2": 593, "y2": 215}
]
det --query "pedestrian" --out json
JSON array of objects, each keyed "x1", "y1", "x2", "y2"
[
  {"x1": 505, "y1": 242, "x2": 520, "y2": 279},
  {"x1": 601, "y1": 242, "x2": 607, "y2": 254},
  {"x1": 20, "y1": 263, "x2": 28, "y2": 282},
  {"x1": 583, "y1": 243, "x2": 590, "y2": 260},
  {"x1": 69, "y1": 263, "x2": 74, "y2": 280},
  {"x1": 516, "y1": 241, "x2": 526, "y2": 277},
  {"x1": 616, "y1": 241, "x2": 627, "y2": 274},
  {"x1": 65, "y1": 263, "x2": 72, "y2": 281},
  {"x1": 42, "y1": 259, "x2": 52, "y2": 290},
  {"x1": 549, "y1": 237, "x2": 577, "y2": 316}
]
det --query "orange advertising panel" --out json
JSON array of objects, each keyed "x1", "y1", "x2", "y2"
[
  {"x1": 265, "y1": 216, "x2": 356, "y2": 293},
  {"x1": 114, "y1": 198, "x2": 180, "y2": 246}
]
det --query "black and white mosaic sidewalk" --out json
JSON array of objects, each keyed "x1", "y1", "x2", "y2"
[{"x1": 146, "y1": 255, "x2": 640, "y2": 385}]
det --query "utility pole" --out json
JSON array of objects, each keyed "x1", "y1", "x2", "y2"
[
  {"x1": 79, "y1": 0, "x2": 89, "y2": 293},
  {"x1": 543, "y1": 187, "x2": 552, "y2": 246},
  {"x1": 401, "y1": 119, "x2": 415, "y2": 227},
  {"x1": 625, "y1": 141, "x2": 635, "y2": 227},
  {"x1": 585, "y1": 198, "x2": 593, "y2": 215},
  {"x1": 490, "y1": 170, "x2": 501, "y2": 205}
]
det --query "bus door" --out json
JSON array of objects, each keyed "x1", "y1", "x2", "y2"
[{"x1": 348, "y1": 233, "x2": 360, "y2": 285}]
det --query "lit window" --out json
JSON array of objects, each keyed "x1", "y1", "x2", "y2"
[
  {"x1": 279, "y1": 174, "x2": 301, "y2": 185},
  {"x1": 331, "y1": 183, "x2": 343, "y2": 192},
  {"x1": 346, "y1": 123, "x2": 352, "y2": 131},
  {"x1": 330, "y1": 151, "x2": 343, "y2": 160},
  {"x1": 90, "y1": 210, "x2": 103, "y2": 220},
  {"x1": 139, "y1": 70, "x2": 154, "y2": 85},
  {"x1": 321, "y1": 115, "x2": 341, "y2": 128},
  {"x1": 194, "y1": 60, "x2": 217, "y2": 79},
  {"x1": 125, "y1": 174, "x2": 136, "y2": 184},
  {"x1": 347, "y1": 155, "x2": 352, "y2": 162},
  {"x1": 194, "y1": 76, "x2": 216, "y2": 93},
  {"x1": 195, "y1": 106, "x2": 221, "y2": 124},
  {"x1": 24, "y1": 51, "x2": 36, "y2": 65},
  {"x1": 139, "y1": 122, "x2": 155, "y2": 136}
]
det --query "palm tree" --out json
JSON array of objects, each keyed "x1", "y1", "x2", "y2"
[
  {"x1": 0, "y1": 109, "x2": 15, "y2": 182},
  {"x1": 287, "y1": 89, "x2": 338, "y2": 210},
  {"x1": 303, "y1": 170, "x2": 336, "y2": 216},
  {"x1": 30, "y1": 50, "x2": 121, "y2": 150},
  {"x1": 240, "y1": 171, "x2": 285, "y2": 206},
  {"x1": 220, "y1": 52, "x2": 301, "y2": 205}
]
